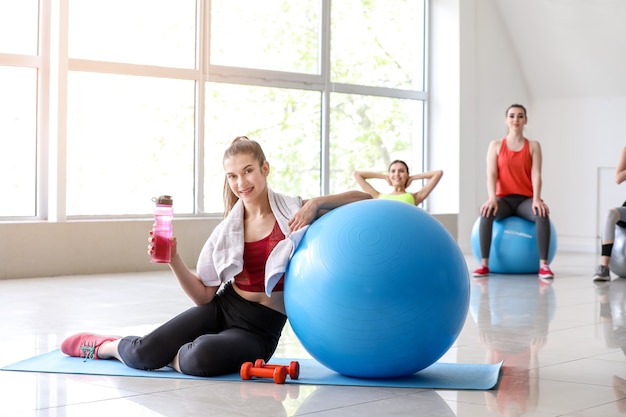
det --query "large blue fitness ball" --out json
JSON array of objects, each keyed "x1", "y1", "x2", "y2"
[
  {"x1": 284, "y1": 199, "x2": 470, "y2": 379},
  {"x1": 470, "y1": 216, "x2": 558, "y2": 274}
]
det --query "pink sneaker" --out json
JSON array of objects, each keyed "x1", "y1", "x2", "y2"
[
  {"x1": 538, "y1": 265, "x2": 554, "y2": 279},
  {"x1": 473, "y1": 265, "x2": 490, "y2": 277},
  {"x1": 60, "y1": 333, "x2": 118, "y2": 360}
]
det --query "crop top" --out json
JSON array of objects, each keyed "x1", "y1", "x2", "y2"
[
  {"x1": 496, "y1": 138, "x2": 533, "y2": 198},
  {"x1": 379, "y1": 192, "x2": 416, "y2": 205},
  {"x1": 234, "y1": 221, "x2": 285, "y2": 292}
]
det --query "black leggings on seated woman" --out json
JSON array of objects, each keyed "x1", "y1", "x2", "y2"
[
  {"x1": 479, "y1": 194, "x2": 551, "y2": 260},
  {"x1": 117, "y1": 282, "x2": 287, "y2": 377}
]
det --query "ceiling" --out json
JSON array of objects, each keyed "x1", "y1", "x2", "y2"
[{"x1": 494, "y1": 0, "x2": 626, "y2": 99}]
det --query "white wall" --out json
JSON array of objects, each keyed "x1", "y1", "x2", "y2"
[
  {"x1": 434, "y1": 0, "x2": 531, "y2": 255},
  {"x1": 0, "y1": 219, "x2": 218, "y2": 279},
  {"x1": 533, "y1": 98, "x2": 626, "y2": 252}
]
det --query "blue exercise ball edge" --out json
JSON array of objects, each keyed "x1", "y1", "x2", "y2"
[
  {"x1": 470, "y1": 216, "x2": 558, "y2": 274},
  {"x1": 609, "y1": 225, "x2": 626, "y2": 277},
  {"x1": 284, "y1": 199, "x2": 470, "y2": 379}
]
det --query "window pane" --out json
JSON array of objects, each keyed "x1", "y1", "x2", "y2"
[
  {"x1": 0, "y1": 0, "x2": 39, "y2": 55},
  {"x1": 204, "y1": 83, "x2": 321, "y2": 213},
  {"x1": 68, "y1": 0, "x2": 196, "y2": 68},
  {"x1": 331, "y1": 0, "x2": 425, "y2": 90},
  {"x1": 210, "y1": 0, "x2": 320, "y2": 74},
  {"x1": 66, "y1": 73, "x2": 195, "y2": 216},
  {"x1": 329, "y1": 93, "x2": 424, "y2": 196},
  {"x1": 0, "y1": 67, "x2": 37, "y2": 217}
]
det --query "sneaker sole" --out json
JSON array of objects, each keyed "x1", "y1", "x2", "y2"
[{"x1": 592, "y1": 276, "x2": 610, "y2": 282}]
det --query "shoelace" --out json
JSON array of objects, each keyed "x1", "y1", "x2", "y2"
[{"x1": 79, "y1": 342, "x2": 97, "y2": 361}]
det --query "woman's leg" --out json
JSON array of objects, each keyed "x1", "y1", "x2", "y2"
[
  {"x1": 115, "y1": 301, "x2": 225, "y2": 371},
  {"x1": 177, "y1": 327, "x2": 269, "y2": 377},
  {"x1": 599, "y1": 207, "x2": 626, "y2": 266},
  {"x1": 478, "y1": 198, "x2": 516, "y2": 264},
  {"x1": 87, "y1": 284, "x2": 287, "y2": 377},
  {"x1": 177, "y1": 287, "x2": 287, "y2": 376},
  {"x1": 516, "y1": 198, "x2": 551, "y2": 263}
]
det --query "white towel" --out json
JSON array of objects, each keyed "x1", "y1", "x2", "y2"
[{"x1": 196, "y1": 188, "x2": 304, "y2": 296}]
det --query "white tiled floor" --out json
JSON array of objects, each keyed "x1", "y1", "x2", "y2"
[{"x1": 1, "y1": 251, "x2": 625, "y2": 416}]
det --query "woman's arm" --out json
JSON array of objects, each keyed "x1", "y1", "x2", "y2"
[
  {"x1": 529, "y1": 140, "x2": 549, "y2": 217},
  {"x1": 529, "y1": 140, "x2": 543, "y2": 201},
  {"x1": 167, "y1": 239, "x2": 220, "y2": 306},
  {"x1": 616, "y1": 147, "x2": 626, "y2": 184},
  {"x1": 288, "y1": 190, "x2": 372, "y2": 231},
  {"x1": 480, "y1": 140, "x2": 500, "y2": 217},
  {"x1": 409, "y1": 169, "x2": 443, "y2": 205},
  {"x1": 353, "y1": 170, "x2": 386, "y2": 199}
]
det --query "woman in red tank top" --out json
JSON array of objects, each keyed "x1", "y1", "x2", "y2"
[{"x1": 473, "y1": 104, "x2": 554, "y2": 280}]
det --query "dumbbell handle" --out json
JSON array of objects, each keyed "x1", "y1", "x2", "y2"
[
  {"x1": 254, "y1": 359, "x2": 300, "y2": 380},
  {"x1": 240, "y1": 361, "x2": 287, "y2": 384}
]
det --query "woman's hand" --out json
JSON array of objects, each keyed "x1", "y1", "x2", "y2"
[
  {"x1": 288, "y1": 201, "x2": 318, "y2": 231},
  {"x1": 480, "y1": 199, "x2": 498, "y2": 217},
  {"x1": 532, "y1": 199, "x2": 550, "y2": 217},
  {"x1": 147, "y1": 231, "x2": 177, "y2": 261}
]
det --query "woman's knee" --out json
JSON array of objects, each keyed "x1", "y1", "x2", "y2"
[
  {"x1": 118, "y1": 337, "x2": 169, "y2": 370},
  {"x1": 178, "y1": 345, "x2": 225, "y2": 376},
  {"x1": 176, "y1": 337, "x2": 243, "y2": 376},
  {"x1": 606, "y1": 208, "x2": 621, "y2": 225}
]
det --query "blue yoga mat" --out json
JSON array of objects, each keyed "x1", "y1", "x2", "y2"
[{"x1": 1, "y1": 350, "x2": 501, "y2": 390}]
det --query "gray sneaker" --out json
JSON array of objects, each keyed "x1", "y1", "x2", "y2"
[{"x1": 593, "y1": 265, "x2": 610, "y2": 281}]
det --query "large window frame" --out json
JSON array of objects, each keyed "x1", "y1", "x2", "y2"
[{"x1": 0, "y1": 0, "x2": 429, "y2": 220}]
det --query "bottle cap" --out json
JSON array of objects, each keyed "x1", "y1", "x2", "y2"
[{"x1": 153, "y1": 195, "x2": 173, "y2": 205}]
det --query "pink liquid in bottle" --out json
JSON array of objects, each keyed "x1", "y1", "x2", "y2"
[{"x1": 151, "y1": 195, "x2": 173, "y2": 263}]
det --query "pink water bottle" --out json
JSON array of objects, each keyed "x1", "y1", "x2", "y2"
[{"x1": 151, "y1": 195, "x2": 174, "y2": 263}]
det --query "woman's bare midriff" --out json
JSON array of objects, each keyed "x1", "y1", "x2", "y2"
[{"x1": 233, "y1": 283, "x2": 286, "y2": 315}]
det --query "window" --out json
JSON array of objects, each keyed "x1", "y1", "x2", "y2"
[
  {"x1": 0, "y1": 67, "x2": 38, "y2": 217},
  {"x1": 0, "y1": 0, "x2": 39, "y2": 217},
  {"x1": 0, "y1": 0, "x2": 427, "y2": 219}
]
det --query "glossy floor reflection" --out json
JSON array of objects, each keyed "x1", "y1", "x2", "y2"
[{"x1": 1, "y1": 251, "x2": 625, "y2": 416}]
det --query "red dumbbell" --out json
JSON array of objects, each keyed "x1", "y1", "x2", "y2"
[
  {"x1": 240, "y1": 361, "x2": 288, "y2": 384},
  {"x1": 254, "y1": 359, "x2": 300, "y2": 380}
]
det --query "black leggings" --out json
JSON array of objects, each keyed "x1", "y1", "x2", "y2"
[
  {"x1": 117, "y1": 282, "x2": 287, "y2": 377},
  {"x1": 479, "y1": 194, "x2": 551, "y2": 261}
]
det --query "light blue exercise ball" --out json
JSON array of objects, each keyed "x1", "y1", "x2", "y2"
[
  {"x1": 470, "y1": 216, "x2": 558, "y2": 274},
  {"x1": 284, "y1": 199, "x2": 470, "y2": 379}
]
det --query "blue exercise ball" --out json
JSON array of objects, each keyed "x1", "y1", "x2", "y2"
[
  {"x1": 470, "y1": 216, "x2": 558, "y2": 274},
  {"x1": 284, "y1": 199, "x2": 470, "y2": 378},
  {"x1": 609, "y1": 225, "x2": 626, "y2": 277}
]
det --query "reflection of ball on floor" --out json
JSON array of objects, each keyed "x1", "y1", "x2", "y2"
[
  {"x1": 471, "y1": 216, "x2": 557, "y2": 274},
  {"x1": 284, "y1": 199, "x2": 470, "y2": 378}
]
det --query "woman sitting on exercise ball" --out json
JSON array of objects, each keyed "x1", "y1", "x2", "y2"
[{"x1": 473, "y1": 103, "x2": 554, "y2": 280}]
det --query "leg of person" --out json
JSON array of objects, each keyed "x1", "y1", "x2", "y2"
[
  {"x1": 516, "y1": 198, "x2": 553, "y2": 279},
  {"x1": 62, "y1": 299, "x2": 225, "y2": 369},
  {"x1": 116, "y1": 301, "x2": 228, "y2": 370},
  {"x1": 177, "y1": 328, "x2": 268, "y2": 377},
  {"x1": 474, "y1": 197, "x2": 516, "y2": 277},
  {"x1": 594, "y1": 207, "x2": 626, "y2": 281},
  {"x1": 176, "y1": 283, "x2": 287, "y2": 377}
]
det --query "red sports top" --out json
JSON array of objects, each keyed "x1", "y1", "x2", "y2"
[
  {"x1": 234, "y1": 221, "x2": 285, "y2": 292},
  {"x1": 496, "y1": 138, "x2": 533, "y2": 198}
]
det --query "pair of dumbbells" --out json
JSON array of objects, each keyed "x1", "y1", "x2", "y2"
[{"x1": 240, "y1": 359, "x2": 300, "y2": 384}]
